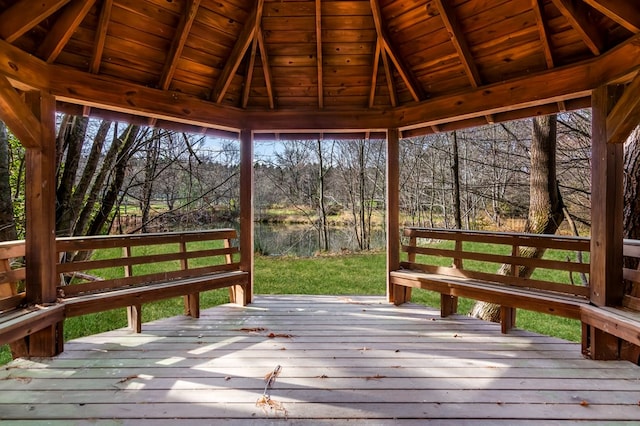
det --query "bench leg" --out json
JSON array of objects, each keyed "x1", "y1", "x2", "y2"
[
  {"x1": 229, "y1": 285, "x2": 249, "y2": 306},
  {"x1": 440, "y1": 294, "x2": 458, "y2": 317},
  {"x1": 586, "y1": 325, "x2": 620, "y2": 360},
  {"x1": 127, "y1": 305, "x2": 142, "y2": 333},
  {"x1": 184, "y1": 293, "x2": 200, "y2": 318},
  {"x1": 500, "y1": 306, "x2": 516, "y2": 334},
  {"x1": 10, "y1": 322, "x2": 64, "y2": 358},
  {"x1": 391, "y1": 284, "x2": 412, "y2": 306}
]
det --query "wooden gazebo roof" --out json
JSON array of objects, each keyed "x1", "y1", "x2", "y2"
[{"x1": 1, "y1": 0, "x2": 639, "y2": 139}]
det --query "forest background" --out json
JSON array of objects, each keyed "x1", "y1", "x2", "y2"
[{"x1": 0, "y1": 110, "x2": 598, "y2": 251}]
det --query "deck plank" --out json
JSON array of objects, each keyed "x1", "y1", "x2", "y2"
[{"x1": 1, "y1": 295, "x2": 640, "y2": 423}]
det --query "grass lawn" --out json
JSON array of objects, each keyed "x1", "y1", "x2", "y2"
[{"x1": 0, "y1": 249, "x2": 582, "y2": 365}]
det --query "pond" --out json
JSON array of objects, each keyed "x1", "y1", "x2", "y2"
[{"x1": 254, "y1": 223, "x2": 387, "y2": 257}]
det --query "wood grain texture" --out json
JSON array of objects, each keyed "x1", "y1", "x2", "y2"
[{"x1": 1, "y1": 295, "x2": 639, "y2": 422}]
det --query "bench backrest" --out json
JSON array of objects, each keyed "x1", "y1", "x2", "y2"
[
  {"x1": 56, "y1": 229, "x2": 240, "y2": 298},
  {"x1": 623, "y1": 239, "x2": 640, "y2": 311},
  {"x1": 0, "y1": 240, "x2": 26, "y2": 313},
  {"x1": 402, "y1": 228, "x2": 590, "y2": 299}
]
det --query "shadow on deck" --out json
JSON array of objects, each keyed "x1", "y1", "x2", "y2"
[{"x1": 1, "y1": 295, "x2": 640, "y2": 424}]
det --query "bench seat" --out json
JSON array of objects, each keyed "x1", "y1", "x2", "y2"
[
  {"x1": 62, "y1": 270, "x2": 248, "y2": 317},
  {"x1": 0, "y1": 304, "x2": 64, "y2": 346},
  {"x1": 391, "y1": 269, "x2": 588, "y2": 319}
]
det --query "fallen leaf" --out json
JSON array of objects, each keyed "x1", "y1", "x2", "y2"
[
  {"x1": 365, "y1": 374, "x2": 387, "y2": 381},
  {"x1": 580, "y1": 400, "x2": 590, "y2": 407},
  {"x1": 116, "y1": 375, "x2": 138, "y2": 384},
  {"x1": 225, "y1": 376, "x2": 231, "y2": 381},
  {"x1": 316, "y1": 374, "x2": 329, "y2": 379},
  {"x1": 239, "y1": 327, "x2": 267, "y2": 333},
  {"x1": 268, "y1": 333, "x2": 293, "y2": 339}
]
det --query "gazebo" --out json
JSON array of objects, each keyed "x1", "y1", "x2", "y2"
[{"x1": 1, "y1": 2, "x2": 640, "y2": 419}]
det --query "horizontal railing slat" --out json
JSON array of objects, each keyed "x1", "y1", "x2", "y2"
[
  {"x1": 400, "y1": 261, "x2": 590, "y2": 298},
  {"x1": 59, "y1": 263, "x2": 241, "y2": 297},
  {"x1": 404, "y1": 245, "x2": 590, "y2": 274}
]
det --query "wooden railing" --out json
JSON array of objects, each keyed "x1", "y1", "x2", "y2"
[
  {"x1": 391, "y1": 228, "x2": 591, "y2": 332},
  {"x1": 1, "y1": 229, "x2": 248, "y2": 354}
]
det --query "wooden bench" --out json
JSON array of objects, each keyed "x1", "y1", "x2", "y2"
[
  {"x1": 390, "y1": 228, "x2": 591, "y2": 333},
  {"x1": 56, "y1": 229, "x2": 248, "y2": 333},
  {"x1": 0, "y1": 240, "x2": 64, "y2": 355},
  {"x1": 580, "y1": 240, "x2": 640, "y2": 360}
]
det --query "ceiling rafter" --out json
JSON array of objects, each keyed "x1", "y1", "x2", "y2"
[
  {"x1": 368, "y1": 39, "x2": 382, "y2": 108},
  {"x1": 256, "y1": 28, "x2": 275, "y2": 110},
  {"x1": 242, "y1": 36, "x2": 258, "y2": 109},
  {"x1": 433, "y1": 0, "x2": 481, "y2": 88},
  {"x1": 532, "y1": 0, "x2": 554, "y2": 68},
  {"x1": 380, "y1": 40, "x2": 398, "y2": 107},
  {"x1": 0, "y1": 0, "x2": 70, "y2": 43},
  {"x1": 532, "y1": 0, "x2": 566, "y2": 111},
  {"x1": 369, "y1": 0, "x2": 424, "y2": 103},
  {"x1": 0, "y1": 73, "x2": 41, "y2": 148},
  {"x1": 83, "y1": 0, "x2": 111, "y2": 117},
  {"x1": 89, "y1": 0, "x2": 111, "y2": 74},
  {"x1": 158, "y1": 0, "x2": 201, "y2": 91},
  {"x1": 315, "y1": 0, "x2": 323, "y2": 109},
  {"x1": 211, "y1": 0, "x2": 264, "y2": 104},
  {"x1": 581, "y1": 0, "x2": 640, "y2": 34},
  {"x1": 37, "y1": 0, "x2": 96, "y2": 63},
  {"x1": 550, "y1": 0, "x2": 605, "y2": 55},
  {"x1": 607, "y1": 71, "x2": 640, "y2": 144}
]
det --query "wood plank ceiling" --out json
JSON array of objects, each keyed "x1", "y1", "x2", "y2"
[{"x1": 0, "y1": 0, "x2": 638, "y2": 138}]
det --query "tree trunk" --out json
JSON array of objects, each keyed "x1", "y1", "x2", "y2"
[
  {"x1": 623, "y1": 125, "x2": 640, "y2": 296},
  {"x1": 471, "y1": 115, "x2": 564, "y2": 322},
  {"x1": 451, "y1": 131, "x2": 462, "y2": 229},
  {"x1": 67, "y1": 119, "x2": 112, "y2": 233},
  {"x1": 316, "y1": 139, "x2": 329, "y2": 251},
  {"x1": 87, "y1": 125, "x2": 141, "y2": 235},
  {"x1": 141, "y1": 129, "x2": 160, "y2": 233},
  {"x1": 56, "y1": 116, "x2": 89, "y2": 236},
  {"x1": 0, "y1": 121, "x2": 17, "y2": 241}
]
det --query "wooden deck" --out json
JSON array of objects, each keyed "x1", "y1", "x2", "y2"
[{"x1": 1, "y1": 295, "x2": 640, "y2": 424}]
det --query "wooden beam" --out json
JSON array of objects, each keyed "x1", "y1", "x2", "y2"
[
  {"x1": 369, "y1": 0, "x2": 424, "y2": 102},
  {"x1": 386, "y1": 128, "x2": 402, "y2": 303},
  {"x1": 0, "y1": 0, "x2": 70, "y2": 43},
  {"x1": 37, "y1": 0, "x2": 96, "y2": 63},
  {"x1": 0, "y1": 74, "x2": 41, "y2": 148},
  {"x1": 212, "y1": 0, "x2": 263, "y2": 104},
  {"x1": 158, "y1": 0, "x2": 201, "y2": 90},
  {"x1": 550, "y1": 0, "x2": 605, "y2": 55},
  {"x1": 24, "y1": 91, "x2": 57, "y2": 305},
  {"x1": 591, "y1": 85, "x2": 624, "y2": 307},
  {"x1": 368, "y1": 39, "x2": 382, "y2": 108},
  {"x1": 433, "y1": 0, "x2": 481, "y2": 87},
  {"x1": 581, "y1": 0, "x2": 640, "y2": 33},
  {"x1": 607, "y1": 72, "x2": 640, "y2": 144},
  {"x1": 395, "y1": 33, "x2": 640, "y2": 132},
  {"x1": 242, "y1": 36, "x2": 258, "y2": 109},
  {"x1": 237, "y1": 129, "x2": 253, "y2": 306},
  {"x1": 380, "y1": 41, "x2": 397, "y2": 107},
  {"x1": 532, "y1": 0, "x2": 555, "y2": 68},
  {"x1": 315, "y1": 0, "x2": 323, "y2": 109},
  {"x1": 89, "y1": 0, "x2": 111, "y2": 74},
  {"x1": 256, "y1": 28, "x2": 275, "y2": 110}
]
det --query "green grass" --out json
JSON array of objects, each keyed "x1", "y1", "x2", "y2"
[{"x1": 1, "y1": 247, "x2": 583, "y2": 366}]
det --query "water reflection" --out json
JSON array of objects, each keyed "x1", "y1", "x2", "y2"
[{"x1": 254, "y1": 223, "x2": 386, "y2": 257}]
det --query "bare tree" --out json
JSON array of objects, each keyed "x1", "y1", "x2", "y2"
[
  {"x1": 471, "y1": 115, "x2": 564, "y2": 322},
  {"x1": 0, "y1": 121, "x2": 17, "y2": 241}
]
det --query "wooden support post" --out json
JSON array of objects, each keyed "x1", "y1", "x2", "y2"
[
  {"x1": 127, "y1": 304, "x2": 142, "y2": 333},
  {"x1": 386, "y1": 128, "x2": 406, "y2": 304},
  {"x1": 500, "y1": 306, "x2": 516, "y2": 334},
  {"x1": 21, "y1": 91, "x2": 61, "y2": 356},
  {"x1": 588, "y1": 85, "x2": 625, "y2": 359},
  {"x1": 440, "y1": 294, "x2": 458, "y2": 317},
  {"x1": 179, "y1": 240, "x2": 200, "y2": 318},
  {"x1": 236, "y1": 129, "x2": 253, "y2": 305}
]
